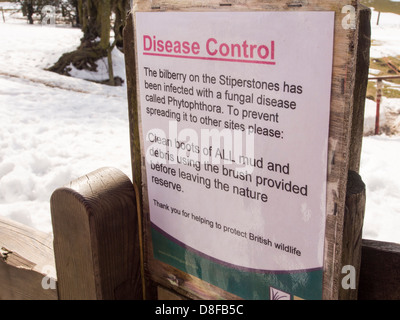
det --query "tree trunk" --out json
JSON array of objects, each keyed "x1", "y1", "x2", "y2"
[
  {"x1": 77, "y1": 0, "x2": 85, "y2": 30},
  {"x1": 49, "y1": 0, "x2": 106, "y2": 76},
  {"x1": 98, "y1": 0, "x2": 111, "y2": 50},
  {"x1": 114, "y1": 0, "x2": 129, "y2": 50},
  {"x1": 48, "y1": 0, "x2": 128, "y2": 86},
  {"x1": 98, "y1": 0, "x2": 114, "y2": 85},
  {"x1": 27, "y1": 1, "x2": 34, "y2": 24},
  {"x1": 107, "y1": 44, "x2": 115, "y2": 86}
]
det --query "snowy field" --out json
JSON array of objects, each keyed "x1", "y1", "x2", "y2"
[
  {"x1": 0, "y1": 5, "x2": 399, "y2": 244},
  {"x1": 0, "y1": 5, "x2": 131, "y2": 232},
  {"x1": 359, "y1": 9, "x2": 400, "y2": 243}
]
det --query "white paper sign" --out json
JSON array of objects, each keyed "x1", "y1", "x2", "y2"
[{"x1": 136, "y1": 11, "x2": 334, "y2": 276}]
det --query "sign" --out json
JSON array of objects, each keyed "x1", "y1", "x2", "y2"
[{"x1": 135, "y1": 11, "x2": 335, "y2": 300}]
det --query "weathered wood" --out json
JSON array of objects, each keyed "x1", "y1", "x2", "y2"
[
  {"x1": 124, "y1": 12, "x2": 156, "y2": 300},
  {"x1": 348, "y1": 5, "x2": 371, "y2": 172},
  {"x1": 358, "y1": 239, "x2": 400, "y2": 300},
  {"x1": 50, "y1": 167, "x2": 142, "y2": 300},
  {"x1": 0, "y1": 217, "x2": 57, "y2": 300},
  {"x1": 157, "y1": 286, "x2": 187, "y2": 300},
  {"x1": 339, "y1": 170, "x2": 366, "y2": 300},
  {"x1": 1, "y1": 164, "x2": 399, "y2": 300},
  {"x1": 334, "y1": 4, "x2": 370, "y2": 300},
  {"x1": 127, "y1": 0, "x2": 363, "y2": 300}
]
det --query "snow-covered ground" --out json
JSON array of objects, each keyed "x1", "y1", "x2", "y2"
[
  {"x1": 0, "y1": 6, "x2": 131, "y2": 232},
  {"x1": 0, "y1": 5, "x2": 399, "y2": 244},
  {"x1": 360, "y1": 9, "x2": 400, "y2": 243}
]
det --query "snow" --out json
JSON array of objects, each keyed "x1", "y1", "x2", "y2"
[
  {"x1": 0, "y1": 7, "x2": 131, "y2": 233},
  {"x1": 369, "y1": 9, "x2": 400, "y2": 58},
  {"x1": 360, "y1": 135, "x2": 400, "y2": 241},
  {"x1": 0, "y1": 6, "x2": 399, "y2": 244},
  {"x1": 360, "y1": 8, "x2": 400, "y2": 244}
]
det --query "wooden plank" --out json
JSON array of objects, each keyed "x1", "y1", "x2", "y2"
[
  {"x1": 157, "y1": 286, "x2": 187, "y2": 300},
  {"x1": 126, "y1": 0, "x2": 362, "y2": 300},
  {"x1": 338, "y1": 5, "x2": 371, "y2": 291},
  {"x1": 339, "y1": 170, "x2": 366, "y2": 299},
  {"x1": 348, "y1": 4, "x2": 371, "y2": 173},
  {"x1": 358, "y1": 239, "x2": 400, "y2": 300},
  {"x1": 50, "y1": 167, "x2": 143, "y2": 300},
  {"x1": 0, "y1": 217, "x2": 57, "y2": 300},
  {"x1": 124, "y1": 13, "x2": 156, "y2": 300},
  {"x1": 338, "y1": 5, "x2": 369, "y2": 300}
]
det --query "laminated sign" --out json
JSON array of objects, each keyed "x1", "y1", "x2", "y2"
[{"x1": 135, "y1": 11, "x2": 335, "y2": 300}]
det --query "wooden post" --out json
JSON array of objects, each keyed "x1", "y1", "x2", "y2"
[
  {"x1": 339, "y1": 170, "x2": 366, "y2": 300},
  {"x1": 125, "y1": 1, "x2": 369, "y2": 300},
  {"x1": 124, "y1": 10, "x2": 155, "y2": 300},
  {"x1": 337, "y1": 5, "x2": 369, "y2": 300},
  {"x1": 0, "y1": 217, "x2": 57, "y2": 300},
  {"x1": 358, "y1": 240, "x2": 400, "y2": 300},
  {"x1": 50, "y1": 167, "x2": 143, "y2": 300},
  {"x1": 348, "y1": 4, "x2": 370, "y2": 172}
]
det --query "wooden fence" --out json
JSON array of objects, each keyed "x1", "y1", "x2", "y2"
[
  {"x1": 368, "y1": 75, "x2": 400, "y2": 134},
  {"x1": 1, "y1": 2, "x2": 399, "y2": 301},
  {"x1": 1, "y1": 166, "x2": 399, "y2": 300}
]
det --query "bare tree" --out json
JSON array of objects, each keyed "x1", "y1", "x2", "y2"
[{"x1": 48, "y1": 0, "x2": 130, "y2": 86}]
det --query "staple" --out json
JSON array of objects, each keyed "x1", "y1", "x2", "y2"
[{"x1": 287, "y1": 2, "x2": 303, "y2": 8}]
